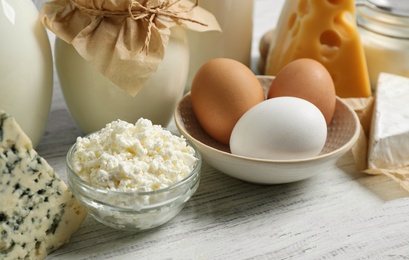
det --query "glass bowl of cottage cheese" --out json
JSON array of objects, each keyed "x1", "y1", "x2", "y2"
[{"x1": 66, "y1": 118, "x2": 201, "y2": 231}]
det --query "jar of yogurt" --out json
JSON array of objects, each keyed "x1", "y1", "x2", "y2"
[
  {"x1": 356, "y1": 0, "x2": 409, "y2": 88},
  {"x1": 41, "y1": 1, "x2": 219, "y2": 134},
  {"x1": 185, "y1": 0, "x2": 254, "y2": 91},
  {"x1": 0, "y1": 0, "x2": 53, "y2": 147},
  {"x1": 54, "y1": 27, "x2": 189, "y2": 134}
]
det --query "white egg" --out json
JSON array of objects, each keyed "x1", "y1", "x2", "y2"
[{"x1": 229, "y1": 97, "x2": 327, "y2": 160}]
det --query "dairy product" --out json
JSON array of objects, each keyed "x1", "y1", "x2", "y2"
[
  {"x1": 368, "y1": 73, "x2": 409, "y2": 169},
  {"x1": 0, "y1": 111, "x2": 87, "y2": 260},
  {"x1": 54, "y1": 27, "x2": 188, "y2": 134},
  {"x1": 264, "y1": 0, "x2": 372, "y2": 98},
  {"x1": 72, "y1": 118, "x2": 197, "y2": 192},
  {"x1": 0, "y1": 0, "x2": 53, "y2": 147},
  {"x1": 361, "y1": 35, "x2": 409, "y2": 87},
  {"x1": 356, "y1": 3, "x2": 409, "y2": 89},
  {"x1": 186, "y1": 0, "x2": 254, "y2": 90}
]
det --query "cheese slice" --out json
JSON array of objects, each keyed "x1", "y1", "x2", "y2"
[
  {"x1": 264, "y1": 0, "x2": 372, "y2": 98},
  {"x1": 0, "y1": 111, "x2": 87, "y2": 260},
  {"x1": 368, "y1": 73, "x2": 409, "y2": 169}
]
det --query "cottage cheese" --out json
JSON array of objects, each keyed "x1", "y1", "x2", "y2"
[{"x1": 72, "y1": 118, "x2": 197, "y2": 192}]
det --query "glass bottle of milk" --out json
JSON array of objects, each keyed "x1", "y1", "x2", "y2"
[
  {"x1": 0, "y1": 0, "x2": 53, "y2": 147},
  {"x1": 186, "y1": 0, "x2": 254, "y2": 91}
]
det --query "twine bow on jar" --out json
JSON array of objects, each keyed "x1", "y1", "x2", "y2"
[
  {"x1": 68, "y1": 0, "x2": 208, "y2": 54},
  {"x1": 40, "y1": 0, "x2": 221, "y2": 96}
]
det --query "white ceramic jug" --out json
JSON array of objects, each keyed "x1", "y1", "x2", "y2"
[{"x1": 0, "y1": 0, "x2": 53, "y2": 147}]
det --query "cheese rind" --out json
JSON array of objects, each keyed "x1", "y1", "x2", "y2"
[
  {"x1": 368, "y1": 73, "x2": 409, "y2": 169},
  {"x1": 0, "y1": 111, "x2": 87, "y2": 260},
  {"x1": 265, "y1": 0, "x2": 372, "y2": 98}
]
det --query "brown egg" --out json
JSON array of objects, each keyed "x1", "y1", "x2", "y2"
[
  {"x1": 191, "y1": 58, "x2": 265, "y2": 145},
  {"x1": 267, "y1": 58, "x2": 336, "y2": 125}
]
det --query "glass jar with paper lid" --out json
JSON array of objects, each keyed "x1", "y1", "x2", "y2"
[
  {"x1": 356, "y1": 0, "x2": 409, "y2": 88},
  {"x1": 40, "y1": 0, "x2": 220, "y2": 134}
]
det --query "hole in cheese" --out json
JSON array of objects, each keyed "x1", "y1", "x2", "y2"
[
  {"x1": 287, "y1": 13, "x2": 297, "y2": 30},
  {"x1": 320, "y1": 30, "x2": 341, "y2": 48},
  {"x1": 297, "y1": 0, "x2": 311, "y2": 17},
  {"x1": 334, "y1": 11, "x2": 354, "y2": 38},
  {"x1": 320, "y1": 30, "x2": 341, "y2": 60},
  {"x1": 292, "y1": 20, "x2": 301, "y2": 38},
  {"x1": 327, "y1": 0, "x2": 344, "y2": 5}
]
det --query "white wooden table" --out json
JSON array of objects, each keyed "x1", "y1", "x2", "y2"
[{"x1": 32, "y1": 0, "x2": 409, "y2": 259}]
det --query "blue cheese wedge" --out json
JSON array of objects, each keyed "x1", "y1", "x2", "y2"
[
  {"x1": 368, "y1": 73, "x2": 409, "y2": 169},
  {"x1": 0, "y1": 111, "x2": 87, "y2": 260}
]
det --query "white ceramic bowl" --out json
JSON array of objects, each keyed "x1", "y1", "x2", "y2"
[
  {"x1": 174, "y1": 76, "x2": 360, "y2": 184},
  {"x1": 66, "y1": 132, "x2": 202, "y2": 231}
]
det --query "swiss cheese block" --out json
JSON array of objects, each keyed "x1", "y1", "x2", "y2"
[
  {"x1": 0, "y1": 111, "x2": 87, "y2": 260},
  {"x1": 264, "y1": 0, "x2": 372, "y2": 98},
  {"x1": 368, "y1": 73, "x2": 409, "y2": 169}
]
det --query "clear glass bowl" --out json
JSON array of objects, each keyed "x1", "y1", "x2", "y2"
[{"x1": 66, "y1": 136, "x2": 202, "y2": 231}]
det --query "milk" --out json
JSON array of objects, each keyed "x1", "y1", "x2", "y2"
[{"x1": 186, "y1": 0, "x2": 254, "y2": 91}]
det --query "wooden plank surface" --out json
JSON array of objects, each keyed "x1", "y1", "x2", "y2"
[{"x1": 30, "y1": 0, "x2": 409, "y2": 259}]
